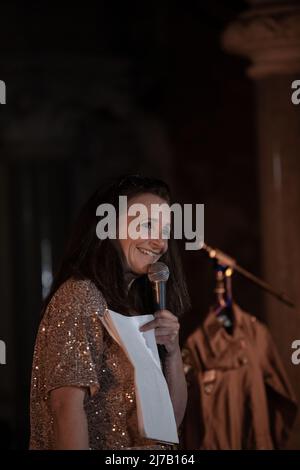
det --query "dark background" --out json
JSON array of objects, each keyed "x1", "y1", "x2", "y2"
[{"x1": 0, "y1": 0, "x2": 293, "y2": 449}]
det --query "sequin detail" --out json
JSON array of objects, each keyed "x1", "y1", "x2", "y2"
[{"x1": 29, "y1": 278, "x2": 168, "y2": 450}]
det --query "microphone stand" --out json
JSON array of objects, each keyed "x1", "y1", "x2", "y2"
[{"x1": 202, "y1": 243, "x2": 295, "y2": 309}]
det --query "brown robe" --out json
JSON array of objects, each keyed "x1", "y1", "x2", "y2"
[{"x1": 181, "y1": 304, "x2": 298, "y2": 449}]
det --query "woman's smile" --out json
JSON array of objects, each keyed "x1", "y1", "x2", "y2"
[{"x1": 137, "y1": 246, "x2": 161, "y2": 260}]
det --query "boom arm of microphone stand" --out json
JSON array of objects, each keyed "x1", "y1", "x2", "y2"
[{"x1": 202, "y1": 243, "x2": 295, "y2": 309}]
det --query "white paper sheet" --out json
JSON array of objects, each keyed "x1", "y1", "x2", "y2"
[{"x1": 100, "y1": 310, "x2": 179, "y2": 444}]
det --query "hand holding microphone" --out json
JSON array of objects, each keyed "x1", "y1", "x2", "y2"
[{"x1": 139, "y1": 262, "x2": 180, "y2": 356}]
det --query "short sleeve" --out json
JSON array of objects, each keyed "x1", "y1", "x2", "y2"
[{"x1": 42, "y1": 279, "x2": 106, "y2": 397}]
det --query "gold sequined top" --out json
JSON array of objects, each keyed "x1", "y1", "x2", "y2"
[{"x1": 30, "y1": 278, "x2": 172, "y2": 450}]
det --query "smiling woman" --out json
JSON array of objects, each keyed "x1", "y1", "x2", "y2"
[
  {"x1": 29, "y1": 174, "x2": 190, "y2": 450},
  {"x1": 117, "y1": 193, "x2": 170, "y2": 276}
]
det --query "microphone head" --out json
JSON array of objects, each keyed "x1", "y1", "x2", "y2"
[{"x1": 148, "y1": 262, "x2": 170, "y2": 283}]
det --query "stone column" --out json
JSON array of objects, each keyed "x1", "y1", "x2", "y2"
[{"x1": 222, "y1": 0, "x2": 300, "y2": 449}]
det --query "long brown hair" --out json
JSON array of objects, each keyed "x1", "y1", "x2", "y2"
[{"x1": 42, "y1": 174, "x2": 191, "y2": 317}]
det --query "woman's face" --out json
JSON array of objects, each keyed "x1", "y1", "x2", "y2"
[{"x1": 118, "y1": 192, "x2": 171, "y2": 275}]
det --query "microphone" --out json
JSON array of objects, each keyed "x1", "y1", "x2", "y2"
[{"x1": 147, "y1": 262, "x2": 170, "y2": 311}]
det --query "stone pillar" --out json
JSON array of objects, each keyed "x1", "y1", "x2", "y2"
[{"x1": 222, "y1": 0, "x2": 300, "y2": 449}]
